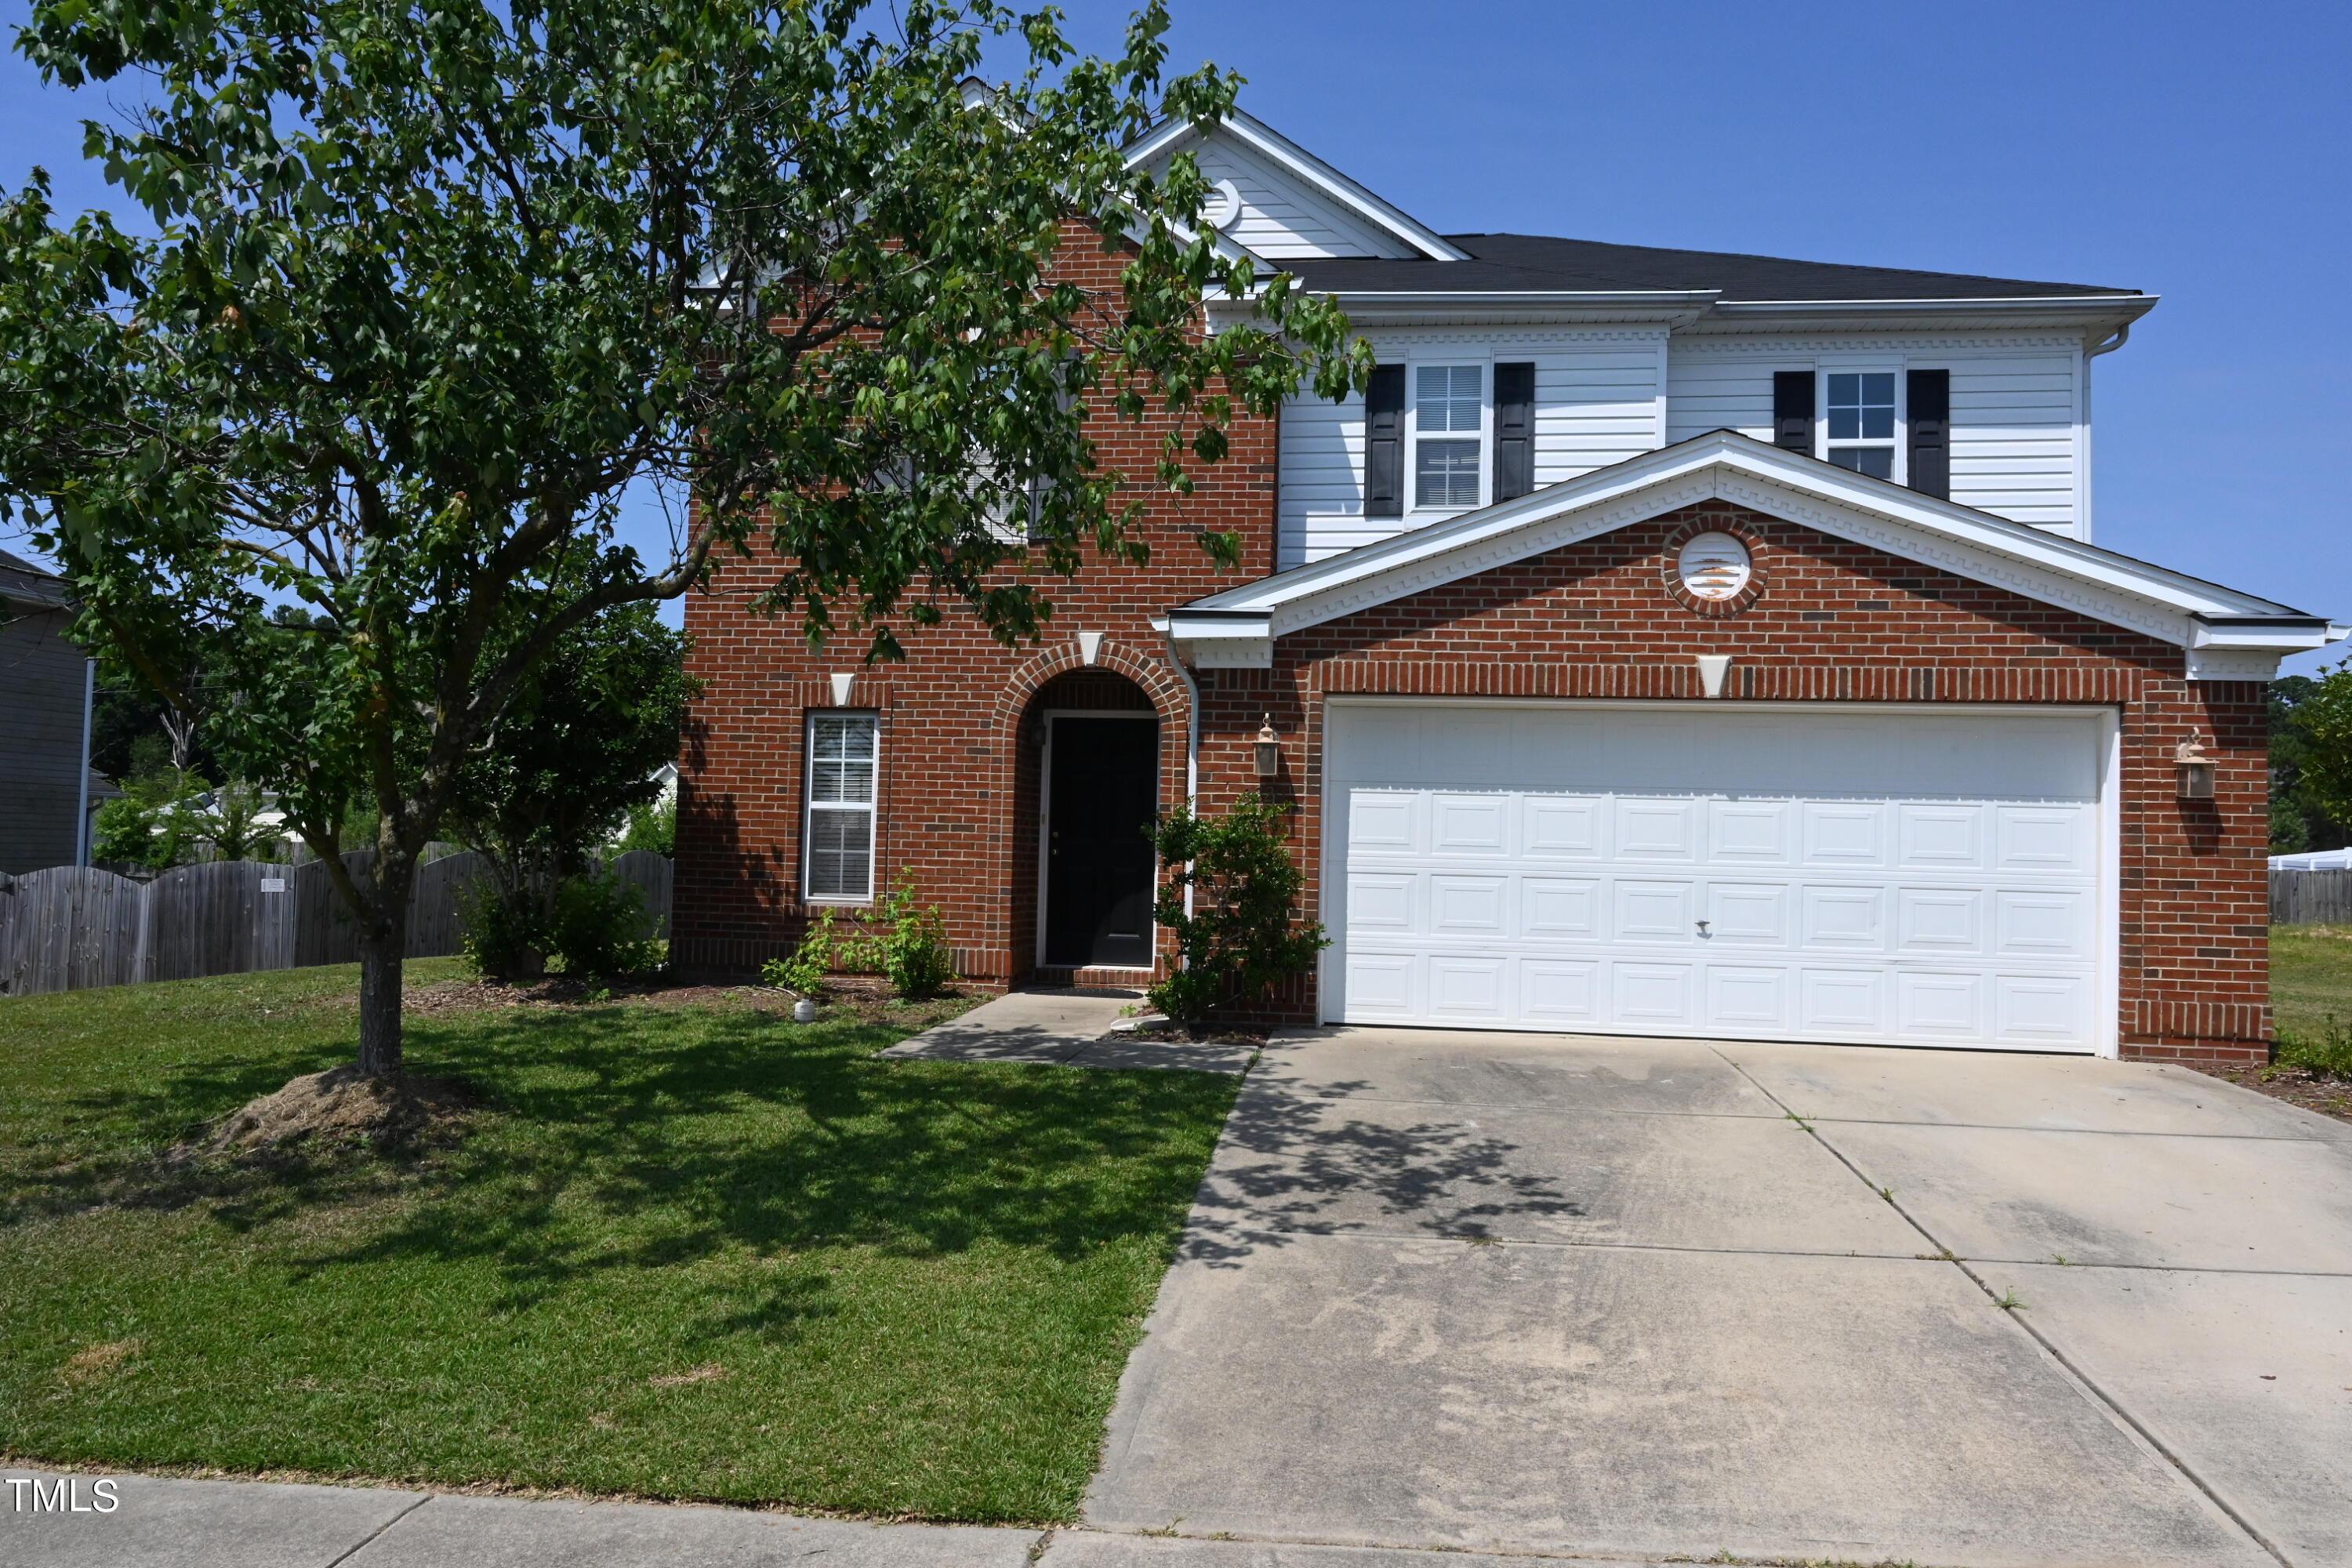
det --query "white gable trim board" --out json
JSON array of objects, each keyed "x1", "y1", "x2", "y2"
[
  {"x1": 1322, "y1": 699, "x2": 2122, "y2": 1054},
  {"x1": 1174, "y1": 433, "x2": 2339, "y2": 679},
  {"x1": 1125, "y1": 109, "x2": 1468, "y2": 263}
]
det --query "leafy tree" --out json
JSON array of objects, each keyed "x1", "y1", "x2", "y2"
[
  {"x1": 614, "y1": 795, "x2": 677, "y2": 856},
  {"x1": 448, "y1": 603, "x2": 691, "y2": 884},
  {"x1": 2274, "y1": 664, "x2": 2352, "y2": 853},
  {"x1": 446, "y1": 602, "x2": 689, "y2": 978},
  {"x1": 1149, "y1": 793, "x2": 1326, "y2": 1030},
  {"x1": 0, "y1": 0, "x2": 1365, "y2": 1076}
]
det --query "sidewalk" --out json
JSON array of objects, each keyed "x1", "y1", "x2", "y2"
[{"x1": 1, "y1": 1469, "x2": 1647, "y2": 1568}]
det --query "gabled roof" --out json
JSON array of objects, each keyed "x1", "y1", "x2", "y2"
[
  {"x1": 1166, "y1": 432, "x2": 2339, "y2": 677},
  {"x1": 1278, "y1": 232, "x2": 2138, "y2": 303},
  {"x1": 1124, "y1": 107, "x2": 1469, "y2": 263},
  {"x1": 0, "y1": 547, "x2": 70, "y2": 612}
]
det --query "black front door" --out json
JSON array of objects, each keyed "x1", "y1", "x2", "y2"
[{"x1": 1045, "y1": 717, "x2": 1160, "y2": 967}]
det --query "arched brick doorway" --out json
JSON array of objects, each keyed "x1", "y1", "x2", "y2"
[{"x1": 1011, "y1": 670, "x2": 1163, "y2": 982}]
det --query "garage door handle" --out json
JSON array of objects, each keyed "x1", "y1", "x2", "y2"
[{"x1": 1695, "y1": 920, "x2": 1711, "y2": 937}]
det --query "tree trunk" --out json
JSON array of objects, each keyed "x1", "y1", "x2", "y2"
[
  {"x1": 355, "y1": 846, "x2": 419, "y2": 1079},
  {"x1": 358, "y1": 934, "x2": 405, "y2": 1077}
]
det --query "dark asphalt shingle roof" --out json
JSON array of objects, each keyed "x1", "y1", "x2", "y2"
[{"x1": 1280, "y1": 233, "x2": 2136, "y2": 301}]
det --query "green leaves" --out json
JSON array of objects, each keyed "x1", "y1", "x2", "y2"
[{"x1": 0, "y1": 0, "x2": 1365, "y2": 1062}]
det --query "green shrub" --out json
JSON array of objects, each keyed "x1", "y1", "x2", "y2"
[
  {"x1": 2278, "y1": 1014, "x2": 2352, "y2": 1077},
  {"x1": 761, "y1": 909, "x2": 841, "y2": 996},
  {"x1": 1146, "y1": 793, "x2": 1327, "y2": 1030},
  {"x1": 862, "y1": 873, "x2": 955, "y2": 1000},
  {"x1": 549, "y1": 871, "x2": 661, "y2": 978},
  {"x1": 457, "y1": 879, "x2": 550, "y2": 982}
]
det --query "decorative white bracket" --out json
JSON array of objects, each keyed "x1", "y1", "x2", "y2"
[
  {"x1": 1695, "y1": 654, "x2": 1732, "y2": 699},
  {"x1": 829, "y1": 672, "x2": 857, "y2": 706},
  {"x1": 1077, "y1": 631, "x2": 1105, "y2": 666}
]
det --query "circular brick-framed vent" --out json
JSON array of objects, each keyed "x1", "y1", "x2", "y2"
[{"x1": 1661, "y1": 517, "x2": 1769, "y2": 618}]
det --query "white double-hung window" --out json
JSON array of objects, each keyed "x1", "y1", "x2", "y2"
[
  {"x1": 1824, "y1": 372, "x2": 1898, "y2": 479},
  {"x1": 1414, "y1": 364, "x2": 1483, "y2": 508},
  {"x1": 806, "y1": 713, "x2": 879, "y2": 902}
]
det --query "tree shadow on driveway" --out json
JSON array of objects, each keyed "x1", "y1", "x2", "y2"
[{"x1": 1177, "y1": 1081, "x2": 1583, "y2": 1266}]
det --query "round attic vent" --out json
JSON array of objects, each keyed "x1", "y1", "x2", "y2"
[
  {"x1": 1676, "y1": 532, "x2": 1752, "y2": 601},
  {"x1": 1200, "y1": 178, "x2": 1243, "y2": 230}
]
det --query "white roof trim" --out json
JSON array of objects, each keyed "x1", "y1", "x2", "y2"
[
  {"x1": 1181, "y1": 431, "x2": 2328, "y2": 659},
  {"x1": 1127, "y1": 109, "x2": 1468, "y2": 263}
]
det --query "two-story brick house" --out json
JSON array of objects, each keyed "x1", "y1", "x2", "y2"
[{"x1": 674, "y1": 105, "x2": 2342, "y2": 1065}]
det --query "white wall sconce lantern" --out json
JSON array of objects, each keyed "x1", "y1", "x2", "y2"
[
  {"x1": 2175, "y1": 732, "x2": 2216, "y2": 800},
  {"x1": 1253, "y1": 715, "x2": 1282, "y2": 779}
]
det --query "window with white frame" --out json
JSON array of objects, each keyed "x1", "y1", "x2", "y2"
[
  {"x1": 805, "y1": 713, "x2": 879, "y2": 901},
  {"x1": 1413, "y1": 364, "x2": 1483, "y2": 508},
  {"x1": 1824, "y1": 372, "x2": 1897, "y2": 479}
]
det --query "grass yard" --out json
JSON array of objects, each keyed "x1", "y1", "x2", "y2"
[
  {"x1": 0, "y1": 964, "x2": 1237, "y2": 1522},
  {"x1": 2273, "y1": 924, "x2": 2352, "y2": 1071}
]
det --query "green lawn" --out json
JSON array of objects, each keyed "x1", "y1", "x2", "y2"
[
  {"x1": 0, "y1": 964, "x2": 1236, "y2": 1522},
  {"x1": 2274, "y1": 924, "x2": 2352, "y2": 1071}
]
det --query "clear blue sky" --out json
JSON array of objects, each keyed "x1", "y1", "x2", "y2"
[{"x1": 5, "y1": 1, "x2": 2345, "y2": 671}]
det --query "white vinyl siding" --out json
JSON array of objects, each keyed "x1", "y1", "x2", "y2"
[
  {"x1": 1183, "y1": 140, "x2": 1409, "y2": 260},
  {"x1": 1279, "y1": 330, "x2": 1669, "y2": 568},
  {"x1": 1666, "y1": 339, "x2": 2087, "y2": 536},
  {"x1": 805, "y1": 713, "x2": 879, "y2": 902}
]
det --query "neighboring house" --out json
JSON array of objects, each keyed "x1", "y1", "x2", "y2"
[
  {"x1": 0, "y1": 549, "x2": 97, "y2": 874},
  {"x1": 674, "y1": 104, "x2": 2345, "y2": 1068}
]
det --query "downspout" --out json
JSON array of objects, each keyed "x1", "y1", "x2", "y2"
[
  {"x1": 74, "y1": 656, "x2": 95, "y2": 866},
  {"x1": 2078, "y1": 323, "x2": 2132, "y2": 543},
  {"x1": 1158, "y1": 621, "x2": 1200, "y2": 925}
]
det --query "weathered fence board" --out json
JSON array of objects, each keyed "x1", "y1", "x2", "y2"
[
  {"x1": 609, "y1": 849, "x2": 674, "y2": 939},
  {"x1": 2274, "y1": 868, "x2": 2352, "y2": 925},
  {"x1": 147, "y1": 860, "x2": 297, "y2": 982},
  {"x1": 0, "y1": 851, "x2": 668, "y2": 998},
  {"x1": 2, "y1": 867, "x2": 147, "y2": 996}
]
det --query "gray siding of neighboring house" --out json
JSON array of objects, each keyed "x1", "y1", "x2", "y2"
[{"x1": 0, "y1": 558, "x2": 89, "y2": 874}]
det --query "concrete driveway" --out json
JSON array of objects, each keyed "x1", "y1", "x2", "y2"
[{"x1": 1086, "y1": 1029, "x2": 2352, "y2": 1568}]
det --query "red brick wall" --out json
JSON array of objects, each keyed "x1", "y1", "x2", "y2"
[
  {"x1": 1195, "y1": 499, "x2": 2267, "y2": 1064},
  {"x1": 674, "y1": 220, "x2": 1272, "y2": 986},
  {"x1": 677, "y1": 360, "x2": 2271, "y2": 1062}
]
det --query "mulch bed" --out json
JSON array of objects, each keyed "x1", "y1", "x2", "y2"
[
  {"x1": 1120, "y1": 1023, "x2": 1277, "y2": 1049},
  {"x1": 402, "y1": 971, "x2": 985, "y2": 1028},
  {"x1": 2193, "y1": 1062, "x2": 2352, "y2": 1127}
]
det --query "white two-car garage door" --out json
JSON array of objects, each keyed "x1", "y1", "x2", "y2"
[{"x1": 1325, "y1": 702, "x2": 2114, "y2": 1053}]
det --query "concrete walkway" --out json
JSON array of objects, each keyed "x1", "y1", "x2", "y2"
[
  {"x1": 880, "y1": 988, "x2": 1256, "y2": 1073},
  {"x1": 0, "y1": 1472, "x2": 1656, "y2": 1568},
  {"x1": 1086, "y1": 1028, "x2": 2352, "y2": 1568}
]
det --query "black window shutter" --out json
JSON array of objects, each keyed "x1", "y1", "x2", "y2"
[
  {"x1": 1772, "y1": 371, "x2": 1815, "y2": 452},
  {"x1": 1907, "y1": 368, "x2": 1951, "y2": 499},
  {"x1": 1492, "y1": 361, "x2": 1536, "y2": 502},
  {"x1": 1364, "y1": 364, "x2": 1406, "y2": 517}
]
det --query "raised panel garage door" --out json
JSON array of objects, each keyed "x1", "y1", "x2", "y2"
[{"x1": 1324, "y1": 702, "x2": 2113, "y2": 1052}]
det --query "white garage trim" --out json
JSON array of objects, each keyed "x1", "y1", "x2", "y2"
[{"x1": 1319, "y1": 698, "x2": 2121, "y2": 1056}]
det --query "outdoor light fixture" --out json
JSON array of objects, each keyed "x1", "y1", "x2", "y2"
[
  {"x1": 1253, "y1": 715, "x2": 1281, "y2": 779},
  {"x1": 2175, "y1": 732, "x2": 2216, "y2": 800}
]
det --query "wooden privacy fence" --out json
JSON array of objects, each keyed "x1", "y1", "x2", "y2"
[
  {"x1": 2273, "y1": 868, "x2": 2352, "y2": 926},
  {"x1": 0, "y1": 850, "x2": 673, "y2": 999}
]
